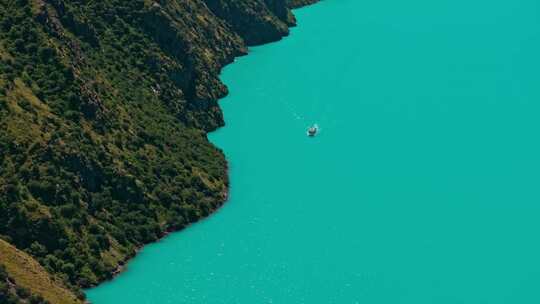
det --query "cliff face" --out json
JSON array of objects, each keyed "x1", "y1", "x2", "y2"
[
  {"x1": 203, "y1": 0, "x2": 292, "y2": 45},
  {"x1": 0, "y1": 0, "x2": 316, "y2": 302}
]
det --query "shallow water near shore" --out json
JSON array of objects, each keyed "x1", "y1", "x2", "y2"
[{"x1": 87, "y1": 1, "x2": 540, "y2": 303}]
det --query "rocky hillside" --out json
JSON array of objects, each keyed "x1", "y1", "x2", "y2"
[{"x1": 0, "y1": 0, "x2": 316, "y2": 302}]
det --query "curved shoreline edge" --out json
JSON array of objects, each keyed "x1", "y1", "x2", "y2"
[
  {"x1": 89, "y1": 0, "x2": 320, "y2": 297},
  {"x1": 0, "y1": 2, "x2": 324, "y2": 303}
]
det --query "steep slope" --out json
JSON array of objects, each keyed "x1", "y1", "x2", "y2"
[
  {"x1": 203, "y1": 0, "x2": 292, "y2": 45},
  {"x1": 0, "y1": 0, "x2": 317, "y2": 302}
]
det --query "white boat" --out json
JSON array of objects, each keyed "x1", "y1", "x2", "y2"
[{"x1": 307, "y1": 124, "x2": 318, "y2": 137}]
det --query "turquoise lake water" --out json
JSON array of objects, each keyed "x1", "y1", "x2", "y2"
[{"x1": 87, "y1": 1, "x2": 540, "y2": 303}]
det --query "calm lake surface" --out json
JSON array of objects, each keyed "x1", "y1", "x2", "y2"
[{"x1": 87, "y1": 1, "x2": 540, "y2": 303}]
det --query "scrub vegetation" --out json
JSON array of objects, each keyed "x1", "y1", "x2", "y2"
[{"x1": 0, "y1": 0, "x2": 315, "y2": 302}]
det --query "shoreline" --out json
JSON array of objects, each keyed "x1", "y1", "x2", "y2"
[{"x1": 87, "y1": 1, "x2": 319, "y2": 295}]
